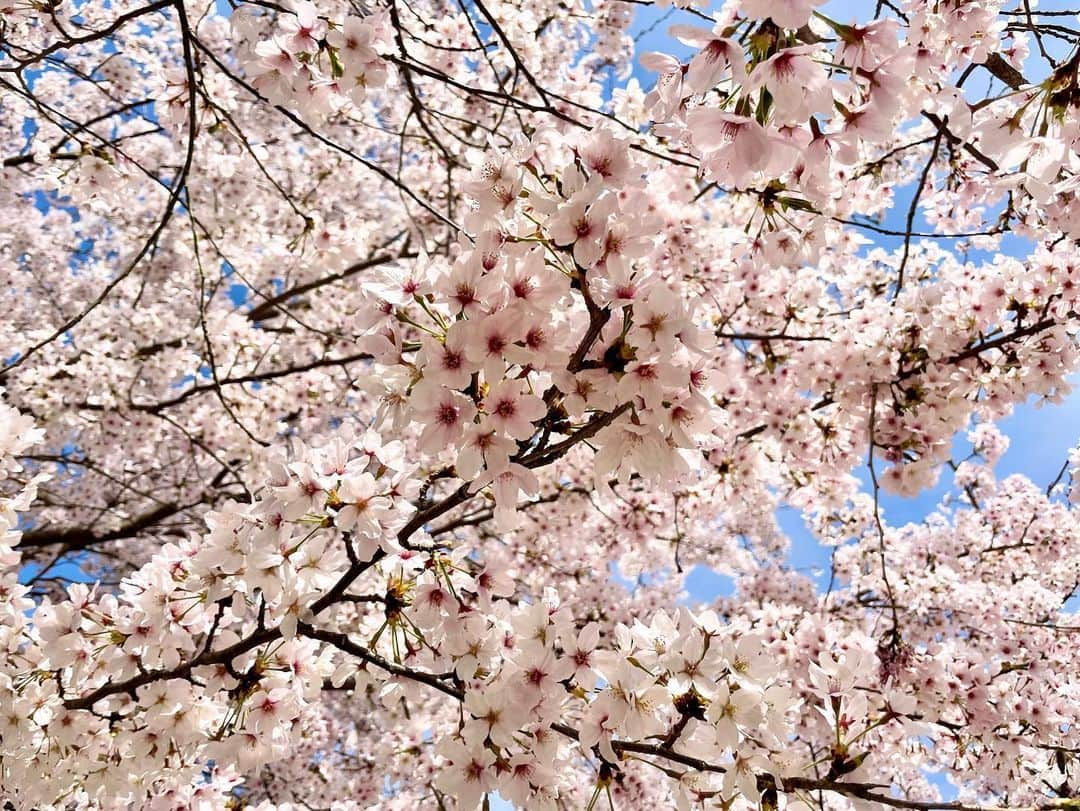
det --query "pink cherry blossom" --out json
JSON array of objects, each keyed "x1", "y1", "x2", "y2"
[{"x1": 2, "y1": 4, "x2": 1080, "y2": 810}]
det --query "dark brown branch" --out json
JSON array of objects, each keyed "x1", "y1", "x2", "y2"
[
  {"x1": 894, "y1": 124, "x2": 945, "y2": 298},
  {"x1": 983, "y1": 52, "x2": 1029, "y2": 90},
  {"x1": 246, "y1": 249, "x2": 414, "y2": 322},
  {"x1": 118, "y1": 351, "x2": 374, "y2": 413},
  {"x1": 17, "y1": 502, "x2": 183, "y2": 551}
]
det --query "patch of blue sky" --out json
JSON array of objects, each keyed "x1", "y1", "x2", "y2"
[
  {"x1": 19, "y1": 555, "x2": 97, "y2": 590},
  {"x1": 683, "y1": 562, "x2": 736, "y2": 598},
  {"x1": 32, "y1": 188, "x2": 79, "y2": 219},
  {"x1": 228, "y1": 281, "x2": 250, "y2": 306},
  {"x1": 40, "y1": 443, "x2": 89, "y2": 478}
]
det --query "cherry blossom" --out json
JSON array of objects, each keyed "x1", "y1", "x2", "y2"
[{"x1": 3, "y1": 0, "x2": 1080, "y2": 809}]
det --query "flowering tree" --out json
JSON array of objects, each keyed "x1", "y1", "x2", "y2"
[{"x1": 3, "y1": 0, "x2": 1080, "y2": 807}]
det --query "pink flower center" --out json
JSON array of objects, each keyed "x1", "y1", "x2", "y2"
[
  {"x1": 442, "y1": 349, "x2": 463, "y2": 370},
  {"x1": 436, "y1": 403, "x2": 458, "y2": 426}
]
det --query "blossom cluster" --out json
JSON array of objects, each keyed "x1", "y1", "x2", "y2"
[
  {"x1": 4, "y1": 0, "x2": 1080, "y2": 808},
  {"x1": 233, "y1": 2, "x2": 391, "y2": 119}
]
